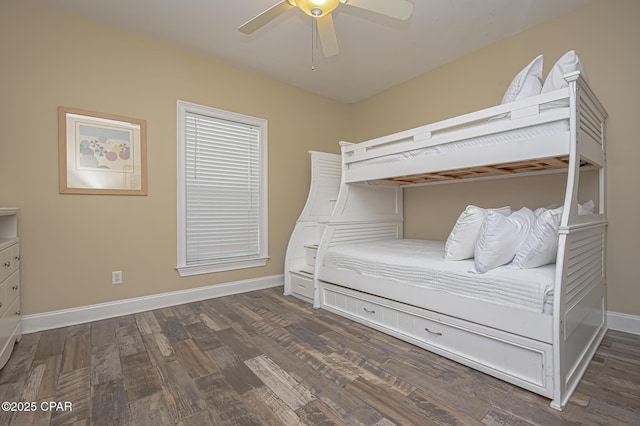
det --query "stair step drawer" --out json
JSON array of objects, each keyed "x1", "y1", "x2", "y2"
[{"x1": 291, "y1": 272, "x2": 314, "y2": 299}]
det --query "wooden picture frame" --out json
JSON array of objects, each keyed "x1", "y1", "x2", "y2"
[{"x1": 58, "y1": 106, "x2": 147, "y2": 195}]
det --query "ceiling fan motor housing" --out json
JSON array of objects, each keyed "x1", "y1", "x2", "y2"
[{"x1": 290, "y1": 0, "x2": 340, "y2": 18}]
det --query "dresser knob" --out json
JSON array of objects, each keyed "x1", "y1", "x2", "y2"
[
  {"x1": 12, "y1": 285, "x2": 18, "y2": 291},
  {"x1": 15, "y1": 310, "x2": 20, "y2": 316},
  {"x1": 14, "y1": 256, "x2": 20, "y2": 261},
  {"x1": 3, "y1": 261, "x2": 10, "y2": 267}
]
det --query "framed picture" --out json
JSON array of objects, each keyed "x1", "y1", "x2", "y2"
[{"x1": 58, "y1": 106, "x2": 147, "y2": 195}]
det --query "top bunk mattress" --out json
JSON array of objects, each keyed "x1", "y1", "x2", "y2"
[
  {"x1": 350, "y1": 115, "x2": 569, "y2": 170},
  {"x1": 323, "y1": 239, "x2": 555, "y2": 314}
]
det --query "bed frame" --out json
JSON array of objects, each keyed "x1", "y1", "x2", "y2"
[{"x1": 313, "y1": 72, "x2": 607, "y2": 410}]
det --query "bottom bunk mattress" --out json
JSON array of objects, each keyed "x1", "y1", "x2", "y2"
[{"x1": 323, "y1": 239, "x2": 555, "y2": 314}]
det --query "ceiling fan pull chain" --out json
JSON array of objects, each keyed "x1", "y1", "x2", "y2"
[{"x1": 311, "y1": 16, "x2": 315, "y2": 71}]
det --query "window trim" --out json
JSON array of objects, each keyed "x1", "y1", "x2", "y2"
[{"x1": 176, "y1": 100, "x2": 268, "y2": 277}]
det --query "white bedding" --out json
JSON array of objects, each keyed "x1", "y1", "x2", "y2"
[
  {"x1": 323, "y1": 239, "x2": 555, "y2": 313},
  {"x1": 350, "y1": 117, "x2": 569, "y2": 169}
]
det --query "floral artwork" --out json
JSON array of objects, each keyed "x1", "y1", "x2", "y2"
[
  {"x1": 77, "y1": 124, "x2": 134, "y2": 172},
  {"x1": 59, "y1": 106, "x2": 147, "y2": 195}
]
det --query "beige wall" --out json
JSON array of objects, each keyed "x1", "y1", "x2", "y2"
[
  {"x1": 2, "y1": 1, "x2": 639, "y2": 319},
  {"x1": 350, "y1": 0, "x2": 640, "y2": 316},
  {"x1": 0, "y1": 2, "x2": 349, "y2": 314}
]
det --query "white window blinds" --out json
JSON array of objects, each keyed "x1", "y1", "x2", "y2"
[{"x1": 177, "y1": 101, "x2": 268, "y2": 276}]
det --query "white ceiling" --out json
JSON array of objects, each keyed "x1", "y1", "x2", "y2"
[{"x1": 37, "y1": 0, "x2": 592, "y2": 103}]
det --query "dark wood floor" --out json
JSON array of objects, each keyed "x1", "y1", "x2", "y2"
[{"x1": 0, "y1": 287, "x2": 638, "y2": 425}]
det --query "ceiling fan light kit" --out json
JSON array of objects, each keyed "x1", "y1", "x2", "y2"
[
  {"x1": 290, "y1": 0, "x2": 340, "y2": 18},
  {"x1": 239, "y1": 0, "x2": 414, "y2": 60}
]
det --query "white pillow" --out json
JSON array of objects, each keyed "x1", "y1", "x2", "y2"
[
  {"x1": 534, "y1": 204, "x2": 559, "y2": 216},
  {"x1": 512, "y1": 200, "x2": 595, "y2": 269},
  {"x1": 512, "y1": 206, "x2": 563, "y2": 269},
  {"x1": 542, "y1": 50, "x2": 588, "y2": 94},
  {"x1": 471, "y1": 207, "x2": 536, "y2": 273},
  {"x1": 444, "y1": 205, "x2": 511, "y2": 261},
  {"x1": 578, "y1": 199, "x2": 595, "y2": 215},
  {"x1": 501, "y1": 54, "x2": 544, "y2": 105}
]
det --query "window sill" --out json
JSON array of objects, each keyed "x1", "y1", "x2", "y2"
[{"x1": 176, "y1": 257, "x2": 269, "y2": 277}]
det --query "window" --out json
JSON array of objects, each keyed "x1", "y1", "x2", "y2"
[{"x1": 177, "y1": 101, "x2": 268, "y2": 276}]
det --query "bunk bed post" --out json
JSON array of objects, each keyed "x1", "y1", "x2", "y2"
[{"x1": 551, "y1": 72, "x2": 608, "y2": 410}]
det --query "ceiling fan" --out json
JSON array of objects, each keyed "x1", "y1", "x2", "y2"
[{"x1": 239, "y1": 0, "x2": 414, "y2": 57}]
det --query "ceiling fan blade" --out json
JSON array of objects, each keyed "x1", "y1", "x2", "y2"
[
  {"x1": 239, "y1": 1, "x2": 294, "y2": 34},
  {"x1": 342, "y1": 0, "x2": 414, "y2": 21},
  {"x1": 316, "y1": 14, "x2": 339, "y2": 57}
]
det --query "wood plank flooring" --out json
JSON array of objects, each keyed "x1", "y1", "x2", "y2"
[{"x1": 0, "y1": 287, "x2": 638, "y2": 425}]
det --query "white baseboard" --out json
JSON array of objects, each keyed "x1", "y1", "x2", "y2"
[
  {"x1": 607, "y1": 310, "x2": 640, "y2": 335},
  {"x1": 22, "y1": 274, "x2": 283, "y2": 334}
]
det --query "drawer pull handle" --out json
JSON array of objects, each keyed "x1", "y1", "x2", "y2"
[
  {"x1": 363, "y1": 307, "x2": 376, "y2": 314},
  {"x1": 14, "y1": 256, "x2": 20, "y2": 261},
  {"x1": 15, "y1": 310, "x2": 21, "y2": 316},
  {"x1": 4, "y1": 261, "x2": 10, "y2": 267},
  {"x1": 0, "y1": 302, "x2": 2, "y2": 308},
  {"x1": 12, "y1": 285, "x2": 19, "y2": 291},
  {"x1": 424, "y1": 327, "x2": 442, "y2": 336}
]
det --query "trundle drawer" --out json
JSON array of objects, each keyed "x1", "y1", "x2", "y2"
[
  {"x1": 290, "y1": 271, "x2": 314, "y2": 300},
  {"x1": 397, "y1": 311, "x2": 549, "y2": 390},
  {"x1": 321, "y1": 282, "x2": 553, "y2": 395},
  {"x1": 322, "y1": 289, "x2": 387, "y2": 326}
]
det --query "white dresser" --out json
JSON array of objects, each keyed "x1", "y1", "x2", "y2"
[
  {"x1": 0, "y1": 208, "x2": 21, "y2": 370},
  {"x1": 284, "y1": 152, "x2": 341, "y2": 304}
]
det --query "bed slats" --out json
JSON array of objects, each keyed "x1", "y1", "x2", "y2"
[{"x1": 381, "y1": 156, "x2": 589, "y2": 185}]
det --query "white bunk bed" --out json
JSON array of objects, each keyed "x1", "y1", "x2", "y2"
[{"x1": 313, "y1": 71, "x2": 607, "y2": 411}]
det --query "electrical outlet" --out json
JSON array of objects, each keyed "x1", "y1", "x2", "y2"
[{"x1": 112, "y1": 270, "x2": 123, "y2": 285}]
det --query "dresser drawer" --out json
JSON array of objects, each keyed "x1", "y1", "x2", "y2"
[
  {"x1": 1, "y1": 271, "x2": 20, "y2": 311},
  {"x1": 0, "y1": 271, "x2": 20, "y2": 317},
  {"x1": 0, "y1": 210, "x2": 20, "y2": 371},
  {"x1": 0, "y1": 243, "x2": 19, "y2": 283},
  {"x1": 0, "y1": 297, "x2": 20, "y2": 343},
  {"x1": 0, "y1": 278, "x2": 6, "y2": 318},
  {"x1": 290, "y1": 271, "x2": 314, "y2": 299}
]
